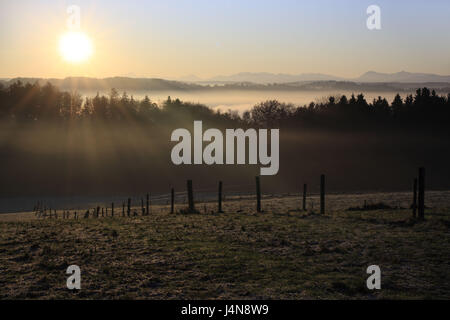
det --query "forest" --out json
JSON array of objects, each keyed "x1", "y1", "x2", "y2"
[{"x1": 1, "y1": 81, "x2": 450, "y2": 131}]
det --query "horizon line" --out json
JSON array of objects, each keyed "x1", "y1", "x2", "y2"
[{"x1": 3, "y1": 70, "x2": 450, "y2": 81}]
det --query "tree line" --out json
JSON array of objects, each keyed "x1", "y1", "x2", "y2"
[{"x1": 1, "y1": 81, "x2": 449, "y2": 131}]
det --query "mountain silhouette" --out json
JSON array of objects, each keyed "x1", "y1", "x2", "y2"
[
  {"x1": 355, "y1": 71, "x2": 450, "y2": 83},
  {"x1": 172, "y1": 71, "x2": 450, "y2": 84},
  {"x1": 207, "y1": 72, "x2": 344, "y2": 84},
  {"x1": 2, "y1": 72, "x2": 450, "y2": 92},
  {"x1": 0, "y1": 77, "x2": 203, "y2": 91}
]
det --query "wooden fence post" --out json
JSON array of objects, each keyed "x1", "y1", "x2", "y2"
[
  {"x1": 320, "y1": 174, "x2": 325, "y2": 214},
  {"x1": 111, "y1": 202, "x2": 114, "y2": 217},
  {"x1": 218, "y1": 181, "x2": 223, "y2": 213},
  {"x1": 418, "y1": 167, "x2": 425, "y2": 220},
  {"x1": 302, "y1": 183, "x2": 307, "y2": 211},
  {"x1": 256, "y1": 176, "x2": 261, "y2": 213},
  {"x1": 127, "y1": 198, "x2": 131, "y2": 217},
  {"x1": 412, "y1": 178, "x2": 417, "y2": 218},
  {"x1": 141, "y1": 198, "x2": 144, "y2": 215},
  {"x1": 146, "y1": 193, "x2": 150, "y2": 216},
  {"x1": 122, "y1": 202, "x2": 125, "y2": 217},
  {"x1": 187, "y1": 180, "x2": 195, "y2": 212},
  {"x1": 171, "y1": 188, "x2": 175, "y2": 213}
]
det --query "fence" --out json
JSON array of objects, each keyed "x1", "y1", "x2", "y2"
[{"x1": 34, "y1": 167, "x2": 427, "y2": 220}]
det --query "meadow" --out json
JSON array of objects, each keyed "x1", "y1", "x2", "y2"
[{"x1": 0, "y1": 196, "x2": 449, "y2": 299}]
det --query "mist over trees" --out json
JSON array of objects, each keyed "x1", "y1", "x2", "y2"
[{"x1": 0, "y1": 80, "x2": 450, "y2": 197}]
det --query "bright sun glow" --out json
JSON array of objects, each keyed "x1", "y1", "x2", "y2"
[{"x1": 59, "y1": 31, "x2": 93, "y2": 63}]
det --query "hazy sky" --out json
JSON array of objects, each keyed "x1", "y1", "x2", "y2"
[{"x1": 1, "y1": 0, "x2": 449, "y2": 79}]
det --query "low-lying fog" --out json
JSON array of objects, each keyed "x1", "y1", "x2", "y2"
[{"x1": 78, "y1": 90, "x2": 417, "y2": 113}]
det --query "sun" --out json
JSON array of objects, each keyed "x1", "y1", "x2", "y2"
[{"x1": 59, "y1": 31, "x2": 93, "y2": 63}]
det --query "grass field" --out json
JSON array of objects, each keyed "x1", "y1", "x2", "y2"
[{"x1": 0, "y1": 201, "x2": 449, "y2": 299}]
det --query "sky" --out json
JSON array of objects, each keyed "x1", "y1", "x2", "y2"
[{"x1": 0, "y1": 0, "x2": 449, "y2": 79}]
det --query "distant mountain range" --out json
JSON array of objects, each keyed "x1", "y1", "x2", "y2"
[
  {"x1": 181, "y1": 71, "x2": 450, "y2": 84},
  {"x1": 355, "y1": 71, "x2": 450, "y2": 83},
  {"x1": 1, "y1": 72, "x2": 450, "y2": 93},
  {"x1": 199, "y1": 72, "x2": 344, "y2": 84},
  {"x1": 0, "y1": 77, "x2": 201, "y2": 91}
]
